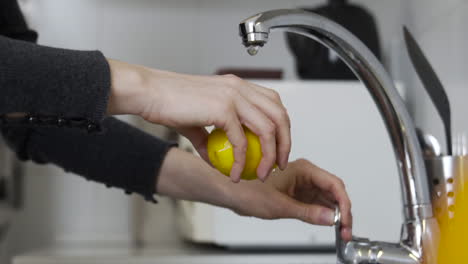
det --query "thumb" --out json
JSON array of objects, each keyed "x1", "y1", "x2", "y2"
[
  {"x1": 177, "y1": 127, "x2": 210, "y2": 162},
  {"x1": 287, "y1": 199, "x2": 335, "y2": 226}
]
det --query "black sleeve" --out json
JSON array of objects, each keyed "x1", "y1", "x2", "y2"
[
  {"x1": 0, "y1": 0, "x2": 108, "y2": 129},
  {"x1": 1, "y1": 117, "x2": 176, "y2": 202},
  {"x1": 0, "y1": 36, "x2": 110, "y2": 131},
  {"x1": 0, "y1": 0, "x2": 177, "y2": 201}
]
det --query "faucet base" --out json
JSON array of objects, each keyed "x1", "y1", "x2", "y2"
[{"x1": 404, "y1": 204, "x2": 433, "y2": 221}]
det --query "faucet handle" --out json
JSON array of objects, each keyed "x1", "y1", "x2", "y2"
[
  {"x1": 334, "y1": 206, "x2": 371, "y2": 264},
  {"x1": 334, "y1": 205, "x2": 421, "y2": 264},
  {"x1": 334, "y1": 206, "x2": 344, "y2": 262}
]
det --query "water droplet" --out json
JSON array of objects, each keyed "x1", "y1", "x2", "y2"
[{"x1": 247, "y1": 45, "x2": 259, "y2": 56}]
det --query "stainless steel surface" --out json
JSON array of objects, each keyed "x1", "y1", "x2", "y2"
[
  {"x1": 453, "y1": 133, "x2": 467, "y2": 156},
  {"x1": 426, "y1": 155, "x2": 467, "y2": 218},
  {"x1": 417, "y1": 129, "x2": 442, "y2": 157},
  {"x1": 335, "y1": 204, "x2": 419, "y2": 264},
  {"x1": 404, "y1": 27, "x2": 452, "y2": 155},
  {"x1": 335, "y1": 205, "x2": 438, "y2": 264},
  {"x1": 238, "y1": 9, "x2": 436, "y2": 264},
  {"x1": 424, "y1": 134, "x2": 442, "y2": 157}
]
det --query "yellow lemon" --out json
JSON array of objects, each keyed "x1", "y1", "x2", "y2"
[{"x1": 207, "y1": 126, "x2": 262, "y2": 180}]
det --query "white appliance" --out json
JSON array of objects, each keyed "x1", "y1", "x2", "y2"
[{"x1": 176, "y1": 80, "x2": 405, "y2": 249}]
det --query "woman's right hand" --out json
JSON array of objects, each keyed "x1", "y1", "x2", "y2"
[{"x1": 106, "y1": 59, "x2": 291, "y2": 183}]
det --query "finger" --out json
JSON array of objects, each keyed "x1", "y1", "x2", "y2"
[
  {"x1": 320, "y1": 190, "x2": 336, "y2": 202},
  {"x1": 341, "y1": 212, "x2": 353, "y2": 241},
  {"x1": 341, "y1": 228, "x2": 352, "y2": 242},
  {"x1": 220, "y1": 116, "x2": 246, "y2": 183},
  {"x1": 316, "y1": 195, "x2": 337, "y2": 209},
  {"x1": 298, "y1": 161, "x2": 352, "y2": 230},
  {"x1": 249, "y1": 82, "x2": 283, "y2": 104},
  {"x1": 248, "y1": 82, "x2": 291, "y2": 129},
  {"x1": 177, "y1": 127, "x2": 209, "y2": 162},
  {"x1": 243, "y1": 86, "x2": 291, "y2": 170},
  {"x1": 288, "y1": 199, "x2": 335, "y2": 226},
  {"x1": 235, "y1": 98, "x2": 277, "y2": 181}
]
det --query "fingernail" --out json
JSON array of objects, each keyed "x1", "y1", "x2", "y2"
[
  {"x1": 259, "y1": 171, "x2": 267, "y2": 182},
  {"x1": 342, "y1": 227, "x2": 352, "y2": 241},
  {"x1": 256, "y1": 168, "x2": 265, "y2": 181},
  {"x1": 319, "y1": 209, "x2": 334, "y2": 226},
  {"x1": 230, "y1": 172, "x2": 240, "y2": 183},
  {"x1": 278, "y1": 163, "x2": 284, "y2": 171},
  {"x1": 230, "y1": 166, "x2": 239, "y2": 180},
  {"x1": 282, "y1": 159, "x2": 288, "y2": 170}
]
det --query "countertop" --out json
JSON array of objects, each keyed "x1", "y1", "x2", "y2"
[
  {"x1": 13, "y1": 242, "x2": 337, "y2": 264},
  {"x1": 12, "y1": 197, "x2": 337, "y2": 264}
]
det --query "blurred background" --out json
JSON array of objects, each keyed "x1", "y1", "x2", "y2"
[{"x1": 1, "y1": 0, "x2": 467, "y2": 263}]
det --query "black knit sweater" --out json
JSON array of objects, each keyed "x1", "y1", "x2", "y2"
[{"x1": 0, "y1": 0, "x2": 175, "y2": 202}]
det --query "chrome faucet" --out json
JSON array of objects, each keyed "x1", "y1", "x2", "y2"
[{"x1": 239, "y1": 9, "x2": 439, "y2": 264}]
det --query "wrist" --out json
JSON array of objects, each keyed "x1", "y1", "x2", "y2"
[
  {"x1": 106, "y1": 59, "x2": 148, "y2": 116},
  {"x1": 157, "y1": 148, "x2": 237, "y2": 209}
]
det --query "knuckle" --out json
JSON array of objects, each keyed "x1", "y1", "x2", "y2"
[
  {"x1": 292, "y1": 158, "x2": 307, "y2": 169},
  {"x1": 280, "y1": 108, "x2": 289, "y2": 121},
  {"x1": 233, "y1": 158, "x2": 245, "y2": 165},
  {"x1": 296, "y1": 158, "x2": 308, "y2": 165},
  {"x1": 223, "y1": 73, "x2": 238, "y2": 79},
  {"x1": 278, "y1": 110, "x2": 291, "y2": 128},
  {"x1": 265, "y1": 89, "x2": 281, "y2": 102},
  {"x1": 218, "y1": 100, "x2": 234, "y2": 114},
  {"x1": 271, "y1": 90, "x2": 281, "y2": 101},
  {"x1": 223, "y1": 74, "x2": 243, "y2": 85},
  {"x1": 301, "y1": 206, "x2": 316, "y2": 222},
  {"x1": 264, "y1": 122, "x2": 276, "y2": 137},
  {"x1": 337, "y1": 178, "x2": 346, "y2": 188},
  {"x1": 296, "y1": 158, "x2": 306, "y2": 163},
  {"x1": 233, "y1": 138, "x2": 248, "y2": 152}
]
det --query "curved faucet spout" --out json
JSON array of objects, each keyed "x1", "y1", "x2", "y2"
[
  {"x1": 238, "y1": 9, "x2": 436, "y2": 264},
  {"x1": 239, "y1": 9, "x2": 431, "y2": 219}
]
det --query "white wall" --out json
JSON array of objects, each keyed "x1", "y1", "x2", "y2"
[
  {"x1": 7, "y1": 0, "x2": 406, "y2": 262},
  {"x1": 22, "y1": 0, "x2": 404, "y2": 77}
]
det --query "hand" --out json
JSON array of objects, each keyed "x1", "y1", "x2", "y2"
[
  {"x1": 158, "y1": 149, "x2": 353, "y2": 241},
  {"x1": 106, "y1": 59, "x2": 291, "y2": 182},
  {"x1": 230, "y1": 158, "x2": 353, "y2": 241}
]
